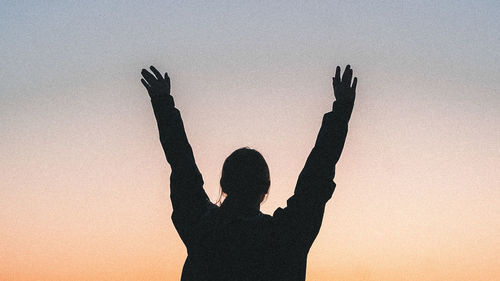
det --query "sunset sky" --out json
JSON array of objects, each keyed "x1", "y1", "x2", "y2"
[{"x1": 1, "y1": 1, "x2": 499, "y2": 280}]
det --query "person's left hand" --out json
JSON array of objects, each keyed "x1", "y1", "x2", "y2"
[
  {"x1": 332, "y1": 65, "x2": 357, "y2": 104},
  {"x1": 141, "y1": 66, "x2": 170, "y2": 99}
]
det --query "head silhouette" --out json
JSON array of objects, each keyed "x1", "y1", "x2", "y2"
[{"x1": 219, "y1": 147, "x2": 270, "y2": 206}]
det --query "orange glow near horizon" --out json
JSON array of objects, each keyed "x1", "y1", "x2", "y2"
[
  {"x1": 2, "y1": 1, "x2": 500, "y2": 280},
  {"x1": 2, "y1": 80, "x2": 499, "y2": 280}
]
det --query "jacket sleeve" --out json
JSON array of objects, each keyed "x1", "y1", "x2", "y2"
[
  {"x1": 151, "y1": 96, "x2": 213, "y2": 243},
  {"x1": 272, "y1": 99, "x2": 354, "y2": 249}
]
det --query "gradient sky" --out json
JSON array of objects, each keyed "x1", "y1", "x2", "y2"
[{"x1": 1, "y1": 1, "x2": 499, "y2": 280}]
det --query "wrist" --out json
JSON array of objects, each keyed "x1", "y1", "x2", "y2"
[
  {"x1": 151, "y1": 95, "x2": 177, "y2": 122},
  {"x1": 151, "y1": 94, "x2": 175, "y2": 106},
  {"x1": 331, "y1": 100, "x2": 354, "y2": 122}
]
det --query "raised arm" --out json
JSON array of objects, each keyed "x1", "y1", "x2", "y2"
[
  {"x1": 272, "y1": 65, "x2": 357, "y2": 248},
  {"x1": 141, "y1": 66, "x2": 212, "y2": 242},
  {"x1": 296, "y1": 65, "x2": 356, "y2": 194}
]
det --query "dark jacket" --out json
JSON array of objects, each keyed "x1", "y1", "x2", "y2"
[{"x1": 151, "y1": 96, "x2": 353, "y2": 281}]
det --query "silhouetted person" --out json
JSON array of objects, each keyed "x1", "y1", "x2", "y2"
[{"x1": 141, "y1": 64, "x2": 357, "y2": 281}]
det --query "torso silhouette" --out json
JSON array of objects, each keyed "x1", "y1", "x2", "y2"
[{"x1": 151, "y1": 94, "x2": 353, "y2": 281}]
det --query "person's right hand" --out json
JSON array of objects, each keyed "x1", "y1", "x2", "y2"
[
  {"x1": 141, "y1": 66, "x2": 171, "y2": 99},
  {"x1": 332, "y1": 65, "x2": 357, "y2": 104}
]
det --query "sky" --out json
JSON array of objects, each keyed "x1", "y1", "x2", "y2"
[{"x1": 1, "y1": 1, "x2": 499, "y2": 280}]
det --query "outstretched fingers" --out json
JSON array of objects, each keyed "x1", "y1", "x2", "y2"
[
  {"x1": 141, "y1": 69, "x2": 158, "y2": 86},
  {"x1": 140, "y1": 66, "x2": 172, "y2": 99},
  {"x1": 164, "y1": 72, "x2": 170, "y2": 87},
  {"x1": 141, "y1": 78, "x2": 151, "y2": 91},
  {"x1": 333, "y1": 66, "x2": 341, "y2": 88},
  {"x1": 150, "y1": 65, "x2": 164, "y2": 80},
  {"x1": 342, "y1": 65, "x2": 353, "y2": 87},
  {"x1": 332, "y1": 64, "x2": 357, "y2": 104}
]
